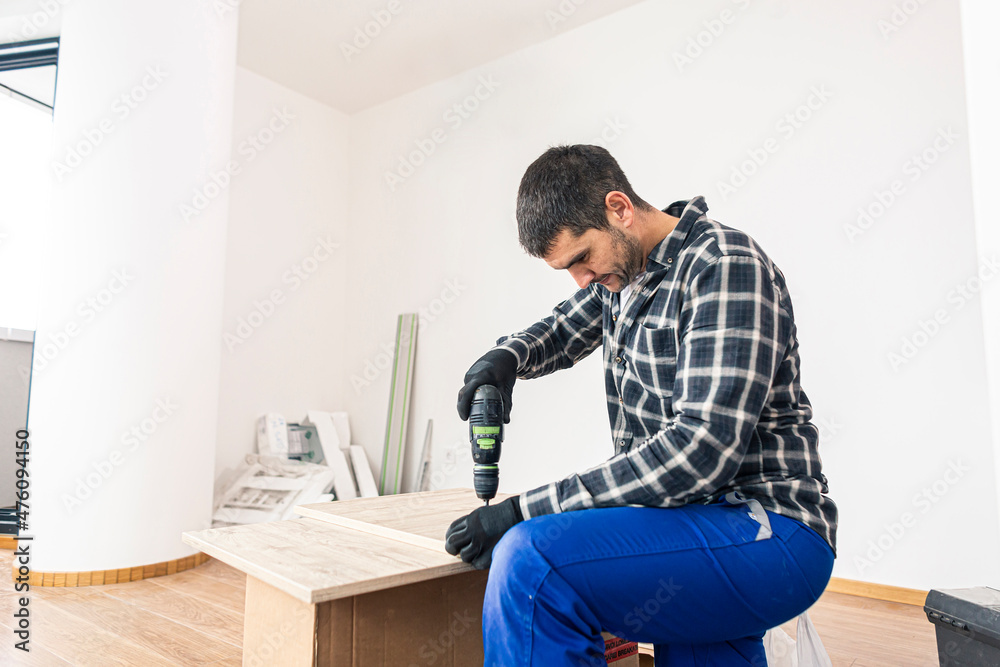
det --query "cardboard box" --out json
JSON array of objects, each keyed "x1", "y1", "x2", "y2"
[
  {"x1": 315, "y1": 570, "x2": 489, "y2": 666},
  {"x1": 256, "y1": 413, "x2": 289, "y2": 457},
  {"x1": 602, "y1": 631, "x2": 640, "y2": 665}
]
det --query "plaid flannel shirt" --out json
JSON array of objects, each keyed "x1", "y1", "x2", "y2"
[{"x1": 495, "y1": 196, "x2": 838, "y2": 552}]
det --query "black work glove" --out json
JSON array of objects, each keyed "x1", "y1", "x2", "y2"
[
  {"x1": 444, "y1": 496, "x2": 523, "y2": 570},
  {"x1": 457, "y1": 348, "x2": 518, "y2": 424}
]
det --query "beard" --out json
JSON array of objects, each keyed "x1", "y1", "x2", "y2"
[{"x1": 608, "y1": 226, "x2": 646, "y2": 289}]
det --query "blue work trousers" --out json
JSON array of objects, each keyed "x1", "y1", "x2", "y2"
[{"x1": 483, "y1": 500, "x2": 834, "y2": 666}]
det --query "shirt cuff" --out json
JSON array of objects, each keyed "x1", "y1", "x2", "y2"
[
  {"x1": 519, "y1": 481, "x2": 562, "y2": 519},
  {"x1": 492, "y1": 336, "x2": 531, "y2": 374}
]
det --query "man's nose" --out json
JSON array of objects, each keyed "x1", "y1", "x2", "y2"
[{"x1": 568, "y1": 265, "x2": 593, "y2": 289}]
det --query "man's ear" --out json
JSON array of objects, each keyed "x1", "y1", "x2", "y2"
[{"x1": 605, "y1": 191, "x2": 634, "y2": 228}]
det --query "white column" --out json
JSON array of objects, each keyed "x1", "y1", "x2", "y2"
[
  {"x1": 960, "y1": 0, "x2": 1000, "y2": 550},
  {"x1": 28, "y1": 0, "x2": 238, "y2": 571}
]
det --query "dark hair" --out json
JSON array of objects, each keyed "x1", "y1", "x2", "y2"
[{"x1": 515, "y1": 144, "x2": 652, "y2": 257}]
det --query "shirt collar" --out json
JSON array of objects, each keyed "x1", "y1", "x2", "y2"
[{"x1": 643, "y1": 195, "x2": 708, "y2": 272}]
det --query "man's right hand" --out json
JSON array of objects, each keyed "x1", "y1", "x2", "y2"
[{"x1": 457, "y1": 348, "x2": 518, "y2": 423}]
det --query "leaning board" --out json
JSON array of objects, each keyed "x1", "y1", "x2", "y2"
[{"x1": 378, "y1": 313, "x2": 417, "y2": 495}]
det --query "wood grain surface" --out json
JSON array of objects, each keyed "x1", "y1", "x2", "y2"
[
  {"x1": 295, "y1": 487, "x2": 514, "y2": 544},
  {"x1": 97, "y1": 574, "x2": 245, "y2": 647},
  {"x1": 243, "y1": 576, "x2": 318, "y2": 666},
  {"x1": 183, "y1": 514, "x2": 474, "y2": 604}
]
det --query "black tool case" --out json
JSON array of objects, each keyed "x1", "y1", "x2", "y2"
[{"x1": 924, "y1": 587, "x2": 1000, "y2": 666}]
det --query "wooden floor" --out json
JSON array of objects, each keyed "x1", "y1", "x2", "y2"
[{"x1": 0, "y1": 550, "x2": 939, "y2": 666}]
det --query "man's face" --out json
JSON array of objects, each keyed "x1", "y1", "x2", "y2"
[{"x1": 543, "y1": 225, "x2": 645, "y2": 292}]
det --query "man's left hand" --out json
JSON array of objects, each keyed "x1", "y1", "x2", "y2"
[{"x1": 444, "y1": 496, "x2": 523, "y2": 570}]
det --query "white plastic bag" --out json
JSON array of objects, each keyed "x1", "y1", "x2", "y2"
[
  {"x1": 794, "y1": 611, "x2": 832, "y2": 667},
  {"x1": 763, "y1": 625, "x2": 797, "y2": 667},
  {"x1": 763, "y1": 612, "x2": 832, "y2": 667}
]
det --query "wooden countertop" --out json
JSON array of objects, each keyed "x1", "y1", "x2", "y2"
[{"x1": 182, "y1": 488, "x2": 511, "y2": 604}]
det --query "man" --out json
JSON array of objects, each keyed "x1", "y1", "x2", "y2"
[{"x1": 445, "y1": 145, "x2": 837, "y2": 666}]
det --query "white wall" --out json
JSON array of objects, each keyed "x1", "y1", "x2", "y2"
[
  {"x1": 39, "y1": 0, "x2": 985, "y2": 587},
  {"x1": 341, "y1": 0, "x2": 1000, "y2": 590},
  {"x1": 29, "y1": 0, "x2": 238, "y2": 571},
  {"x1": 212, "y1": 68, "x2": 351, "y2": 487},
  {"x1": 960, "y1": 0, "x2": 1000, "y2": 545}
]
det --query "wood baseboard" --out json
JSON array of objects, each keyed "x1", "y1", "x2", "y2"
[
  {"x1": 826, "y1": 577, "x2": 928, "y2": 607},
  {"x1": 0, "y1": 536, "x2": 18, "y2": 550},
  {"x1": 10, "y1": 552, "x2": 210, "y2": 587}
]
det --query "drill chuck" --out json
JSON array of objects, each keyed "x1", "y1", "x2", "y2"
[
  {"x1": 469, "y1": 384, "x2": 504, "y2": 503},
  {"x1": 473, "y1": 465, "x2": 499, "y2": 503}
]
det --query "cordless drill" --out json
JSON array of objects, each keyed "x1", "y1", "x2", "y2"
[{"x1": 468, "y1": 385, "x2": 504, "y2": 506}]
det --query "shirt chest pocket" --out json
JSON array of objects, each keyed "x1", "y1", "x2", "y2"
[{"x1": 628, "y1": 324, "x2": 678, "y2": 398}]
